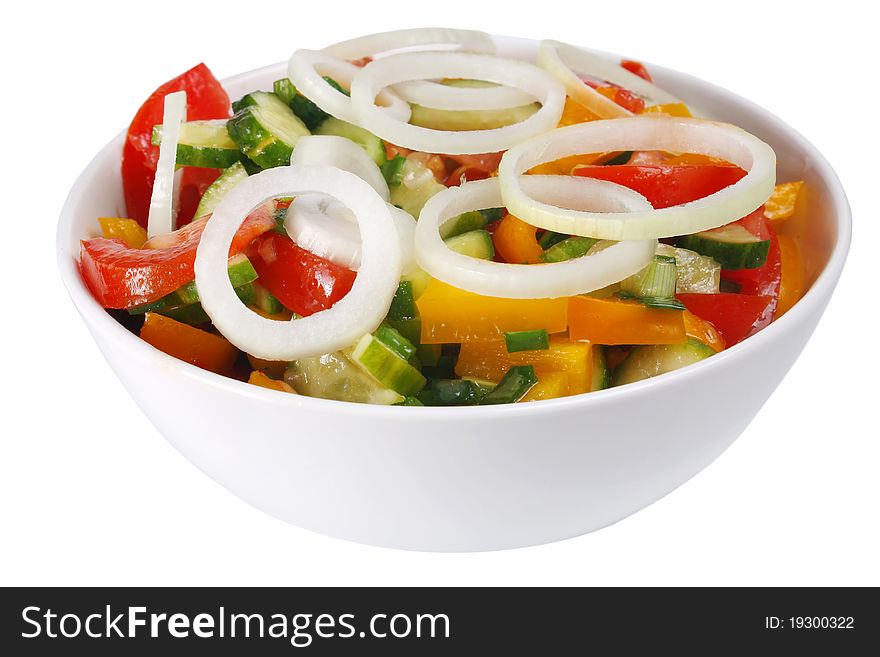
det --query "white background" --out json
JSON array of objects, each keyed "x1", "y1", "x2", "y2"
[{"x1": 2, "y1": 0, "x2": 876, "y2": 586}]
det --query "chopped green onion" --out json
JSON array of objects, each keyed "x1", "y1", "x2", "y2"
[
  {"x1": 479, "y1": 366, "x2": 538, "y2": 405},
  {"x1": 640, "y1": 296, "x2": 686, "y2": 311},
  {"x1": 620, "y1": 254, "x2": 677, "y2": 298},
  {"x1": 540, "y1": 236, "x2": 599, "y2": 263},
  {"x1": 395, "y1": 396, "x2": 424, "y2": 406},
  {"x1": 538, "y1": 230, "x2": 568, "y2": 249},
  {"x1": 381, "y1": 155, "x2": 406, "y2": 186},
  {"x1": 419, "y1": 379, "x2": 482, "y2": 406},
  {"x1": 272, "y1": 78, "x2": 298, "y2": 106},
  {"x1": 504, "y1": 329, "x2": 549, "y2": 353},
  {"x1": 480, "y1": 207, "x2": 504, "y2": 222},
  {"x1": 602, "y1": 151, "x2": 633, "y2": 166}
]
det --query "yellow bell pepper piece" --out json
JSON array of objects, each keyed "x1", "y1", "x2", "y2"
[
  {"x1": 417, "y1": 280, "x2": 568, "y2": 344},
  {"x1": 529, "y1": 152, "x2": 613, "y2": 175},
  {"x1": 643, "y1": 102, "x2": 693, "y2": 117},
  {"x1": 98, "y1": 217, "x2": 148, "y2": 249},
  {"x1": 248, "y1": 370, "x2": 296, "y2": 393},
  {"x1": 764, "y1": 181, "x2": 804, "y2": 224},
  {"x1": 568, "y1": 296, "x2": 687, "y2": 345},
  {"x1": 456, "y1": 337, "x2": 593, "y2": 395},
  {"x1": 558, "y1": 97, "x2": 600, "y2": 126},
  {"x1": 492, "y1": 214, "x2": 543, "y2": 264},
  {"x1": 776, "y1": 235, "x2": 805, "y2": 317},
  {"x1": 521, "y1": 372, "x2": 570, "y2": 402},
  {"x1": 682, "y1": 310, "x2": 726, "y2": 352}
]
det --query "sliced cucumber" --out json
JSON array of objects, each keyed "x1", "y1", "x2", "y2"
[
  {"x1": 314, "y1": 117, "x2": 385, "y2": 166},
  {"x1": 152, "y1": 120, "x2": 241, "y2": 169},
  {"x1": 194, "y1": 162, "x2": 249, "y2": 220},
  {"x1": 620, "y1": 254, "x2": 677, "y2": 298},
  {"x1": 227, "y1": 91, "x2": 310, "y2": 168},
  {"x1": 389, "y1": 157, "x2": 447, "y2": 219},
  {"x1": 173, "y1": 254, "x2": 257, "y2": 306},
  {"x1": 374, "y1": 324, "x2": 417, "y2": 360},
  {"x1": 479, "y1": 366, "x2": 538, "y2": 405},
  {"x1": 409, "y1": 102, "x2": 540, "y2": 131},
  {"x1": 347, "y1": 333, "x2": 426, "y2": 396},
  {"x1": 402, "y1": 268, "x2": 432, "y2": 300},
  {"x1": 612, "y1": 339, "x2": 715, "y2": 387},
  {"x1": 439, "y1": 210, "x2": 488, "y2": 239},
  {"x1": 540, "y1": 237, "x2": 598, "y2": 263},
  {"x1": 285, "y1": 352, "x2": 404, "y2": 405},
  {"x1": 444, "y1": 229, "x2": 494, "y2": 260},
  {"x1": 591, "y1": 345, "x2": 610, "y2": 391},
  {"x1": 252, "y1": 281, "x2": 284, "y2": 315},
  {"x1": 381, "y1": 155, "x2": 406, "y2": 186},
  {"x1": 419, "y1": 379, "x2": 483, "y2": 406},
  {"x1": 677, "y1": 223, "x2": 770, "y2": 270},
  {"x1": 274, "y1": 76, "x2": 347, "y2": 132}
]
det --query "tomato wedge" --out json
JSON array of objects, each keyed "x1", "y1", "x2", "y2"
[
  {"x1": 80, "y1": 203, "x2": 276, "y2": 309},
  {"x1": 573, "y1": 164, "x2": 746, "y2": 209},
  {"x1": 676, "y1": 293, "x2": 772, "y2": 346},
  {"x1": 621, "y1": 59, "x2": 653, "y2": 82},
  {"x1": 247, "y1": 232, "x2": 357, "y2": 317},
  {"x1": 122, "y1": 63, "x2": 231, "y2": 227}
]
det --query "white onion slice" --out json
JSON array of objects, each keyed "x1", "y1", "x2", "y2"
[
  {"x1": 499, "y1": 117, "x2": 776, "y2": 240},
  {"x1": 537, "y1": 40, "x2": 681, "y2": 120},
  {"x1": 322, "y1": 27, "x2": 495, "y2": 60},
  {"x1": 288, "y1": 50, "x2": 410, "y2": 125},
  {"x1": 147, "y1": 90, "x2": 186, "y2": 238},
  {"x1": 284, "y1": 194, "x2": 417, "y2": 274},
  {"x1": 290, "y1": 135, "x2": 389, "y2": 201},
  {"x1": 415, "y1": 177, "x2": 655, "y2": 299},
  {"x1": 350, "y1": 52, "x2": 565, "y2": 154},
  {"x1": 394, "y1": 80, "x2": 536, "y2": 111},
  {"x1": 194, "y1": 166, "x2": 401, "y2": 360}
]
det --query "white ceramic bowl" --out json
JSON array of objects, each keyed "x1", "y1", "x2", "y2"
[{"x1": 57, "y1": 37, "x2": 850, "y2": 551}]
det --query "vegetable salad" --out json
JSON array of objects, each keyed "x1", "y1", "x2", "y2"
[{"x1": 79, "y1": 28, "x2": 806, "y2": 406}]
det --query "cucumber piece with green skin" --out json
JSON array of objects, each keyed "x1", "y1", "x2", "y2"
[
  {"x1": 440, "y1": 210, "x2": 488, "y2": 239},
  {"x1": 314, "y1": 117, "x2": 385, "y2": 166},
  {"x1": 402, "y1": 268, "x2": 432, "y2": 300},
  {"x1": 227, "y1": 92, "x2": 310, "y2": 169},
  {"x1": 285, "y1": 352, "x2": 404, "y2": 405},
  {"x1": 194, "y1": 162, "x2": 249, "y2": 220},
  {"x1": 416, "y1": 343, "x2": 441, "y2": 367},
  {"x1": 677, "y1": 224, "x2": 770, "y2": 270},
  {"x1": 152, "y1": 120, "x2": 241, "y2": 169},
  {"x1": 409, "y1": 102, "x2": 540, "y2": 131},
  {"x1": 381, "y1": 155, "x2": 406, "y2": 186},
  {"x1": 612, "y1": 339, "x2": 715, "y2": 387},
  {"x1": 540, "y1": 237, "x2": 598, "y2": 263},
  {"x1": 538, "y1": 230, "x2": 568, "y2": 249},
  {"x1": 252, "y1": 282, "x2": 284, "y2": 315},
  {"x1": 148, "y1": 283, "x2": 255, "y2": 327},
  {"x1": 395, "y1": 396, "x2": 424, "y2": 406},
  {"x1": 389, "y1": 158, "x2": 447, "y2": 218},
  {"x1": 347, "y1": 334, "x2": 426, "y2": 396},
  {"x1": 274, "y1": 76, "x2": 347, "y2": 131},
  {"x1": 387, "y1": 281, "x2": 417, "y2": 321},
  {"x1": 479, "y1": 366, "x2": 538, "y2": 405},
  {"x1": 419, "y1": 379, "x2": 483, "y2": 406},
  {"x1": 374, "y1": 324, "x2": 417, "y2": 360},
  {"x1": 444, "y1": 229, "x2": 494, "y2": 260},
  {"x1": 591, "y1": 345, "x2": 610, "y2": 391}
]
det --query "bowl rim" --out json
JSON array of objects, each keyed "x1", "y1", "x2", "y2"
[{"x1": 57, "y1": 36, "x2": 852, "y2": 419}]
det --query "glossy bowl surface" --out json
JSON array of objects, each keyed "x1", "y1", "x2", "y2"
[{"x1": 57, "y1": 37, "x2": 850, "y2": 551}]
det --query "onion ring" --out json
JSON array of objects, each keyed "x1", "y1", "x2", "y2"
[
  {"x1": 322, "y1": 27, "x2": 496, "y2": 60},
  {"x1": 290, "y1": 135, "x2": 389, "y2": 201}
]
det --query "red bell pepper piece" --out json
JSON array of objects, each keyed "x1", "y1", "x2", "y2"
[
  {"x1": 122, "y1": 63, "x2": 231, "y2": 227},
  {"x1": 573, "y1": 164, "x2": 746, "y2": 208},
  {"x1": 676, "y1": 293, "x2": 772, "y2": 346},
  {"x1": 247, "y1": 232, "x2": 357, "y2": 317},
  {"x1": 445, "y1": 164, "x2": 490, "y2": 187},
  {"x1": 80, "y1": 203, "x2": 276, "y2": 309},
  {"x1": 621, "y1": 60, "x2": 653, "y2": 82}
]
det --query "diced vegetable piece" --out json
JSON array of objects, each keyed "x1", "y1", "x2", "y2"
[
  {"x1": 642, "y1": 103, "x2": 692, "y2": 117},
  {"x1": 504, "y1": 329, "x2": 549, "y2": 353},
  {"x1": 676, "y1": 293, "x2": 772, "y2": 346},
  {"x1": 248, "y1": 370, "x2": 297, "y2": 393},
  {"x1": 656, "y1": 244, "x2": 720, "y2": 294},
  {"x1": 539, "y1": 236, "x2": 598, "y2": 263},
  {"x1": 396, "y1": 396, "x2": 424, "y2": 406},
  {"x1": 175, "y1": 253, "x2": 257, "y2": 306},
  {"x1": 419, "y1": 379, "x2": 483, "y2": 406},
  {"x1": 612, "y1": 339, "x2": 715, "y2": 387},
  {"x1": 284, "y1": 352, "x2": 404, "y2": 405},
  {"x1": 273, "y1": 76, "x2": 348, "y2": 131},
  {"x1": 374, "y1": 325, "x2": 417, "y2": 360},
  {"x1": 152, "y1": 119, "x2": 241, "y2": 169},
  {"x1": 601, "y1": 151, "x2": 634, "y2": 165},
  {"x1": 568, "y1": 296, "x2": 687, "y2": 345},
  {"x1": 409, "y1": 102, "x2": 540, "y2": 131},
  {"x1": 493, "y1": 213, "x2": 543, "y2": 264},
  {"x1": 620, "y1": 254, "x2": 677, "y2": 298},
  {"x1": 557, "y1": 97, "x2": 600, "y2": 127},
  {"x1": 677, "y1": 223, "x2": 770, "y2": 270},
  {"x1": 682, "y1": 310, "x2": 726, "y2": 352},
  {"x1": 347, "y1": 333, "x2": 426, "y2": 396},
  {"x1": 439, "y1": 210, "x2": 488, "y2": 239},
  {"x1": 591, "y1": 345, "x2": 610, "y2": 391},
  {"x1": 315, "y1": 117, "x2": 385, "y2": 166},
  {"x1": 520, "y1": 372, "x2": 569, "y2": 402},
  {"x1": 721, "y1": 215, "x2": 781, "y2": 330},
  {"x1": 456, "y1": 337, "x2": 592, "y2": 395},
  {"x1": 227, "y1": 91, "x2": 310, "y2": 168},
  {"x1": 389, "y1": 157, "x2": 447, "y2": 218},
  {"x1": 537, "y1": 230, "x2": 568, "y2": 249},
  {"x1": 381, "y1": 155, "x2": 406, "y2": 186},
  {"x1": 253, "y1": 281, "x2": 284, "y2": 315},
  {"x1": 417, "y1": 280, "x2": 568, "y2": 344},
  {"x1": 402, "y1": 268, "x2": 432, "y2": 300},
  {"x1": 193, "y1": 161, "x2": 249, "y2": 220},
  {"x1": 764, "y1": 181, "x2": 804, "y2": 223},
  {"x1": 479, "y1": 366, "x2": 538, "y2": 404},
  {"x1": 140, "y1": 312, "x2": 238, "y2": 374},
  {"x1": 98, "y1": 217, "x2": 148, "y2": 249},
  {"x1": 444, "y1": 229, "x2": 495, "y2": 260},
  {"x1": 776, "y1": 235, "x2": 805, "y2": 317}
]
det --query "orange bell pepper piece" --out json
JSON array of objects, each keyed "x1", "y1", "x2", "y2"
[
  {"x1": 568, "y1": 296, "x2": 687, "y2": 345},
  {"x1": 521, "y1": 372, "x2": 570, "y2": 402},
  {"x1": 140, "y1": 312, "x2": 239, "y2": 374},
  {"x1": 558, "y1": 97, "x2": 600, "y2": 126},
  {"x1": 764, "y1": 181, "x2": 804, "y2": 224},
  {"x1": 682, "y1": 310, "x2": 726, "y2": 352},
  {"x1": 492, "y1": 213, "x2": 543, "y2": 264},
  {"x1": 98, "y1": 217, "x2": 148, "y2": 249},
  {"x1": 776, "y1": 235, "x2": 805, "y2": 317},
  {"x1": 642, "y1": 102, "x2": 693, "y2": 117},
  {"x1": 248, "y1": 370, "x2": 296, "y2": 393},
  {"x1": 529, "y1": 152, "x2": 614, "y2": 176},
  {"x1": 456, "y1": 337, "x2": 593, "y2": 395},
  {"x1": 417, "y1": 280, "x2": 568, "y2": 344}
]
